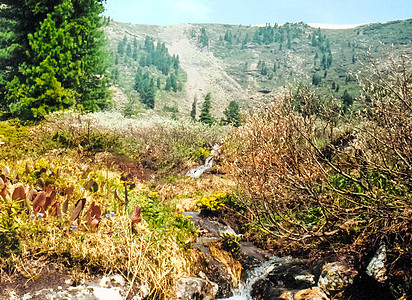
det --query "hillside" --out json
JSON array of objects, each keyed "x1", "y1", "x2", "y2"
[
  {"x1": 104, "y1": 18, "x2": 412, "y2": 117},
  {"x1": 0, "y1": 12, "x2": 411, "y2": 300}
]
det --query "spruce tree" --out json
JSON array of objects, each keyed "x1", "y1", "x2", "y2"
[
  {"x1": 222, "y1": 101, "x2": 241, "y2": 127},
  {"x1": 199, "y1": 93, "x2": 214, "y2": 125},
  {"x1": 1, "y1": 0, "x2": 110, "y2": 119},
  {"x1": 190, "y1": 95, "x2": 197, "y2": 120}
]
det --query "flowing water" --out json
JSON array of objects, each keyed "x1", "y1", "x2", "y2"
[
  {"x1": 218, "y1": 256, "x2": 288, "y2": 300},
  {"x1": 186, "y1": 156, "x2": 214, "y2": 178}
]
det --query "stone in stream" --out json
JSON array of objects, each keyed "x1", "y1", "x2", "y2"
[
  {"x1": 175, "y1": 276, "x2": 218, "y2": 300},
  {"x1": 318, "y1": 261, "x2": 358, "y2": 296},
  {"x1": 366, "y1": 243, "x2": 387, "y2": 283},
  {"x1": 251, "y1": 258, "x2": 322, "y2": 300}
]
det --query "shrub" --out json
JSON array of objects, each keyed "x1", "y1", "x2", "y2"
[{"x1": 222, "y1": 54, "x2": 411, "y2": 267}]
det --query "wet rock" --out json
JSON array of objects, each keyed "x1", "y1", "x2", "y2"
[
  {"x1": 318, "y1": 261, "x2": 358, "y2": 296},
  {"x1": 239, "y1": 242, "x2": 273, "y2": 270},
  {"x1": 251, "y1": 277, "x2": 284, "y2": 299},
  {"x1": 202, "y1": 251, "x2": 237, "y2": 298},
  {"x1": 251, "y1": 258, "x2": 321, "y2": 300},
  {"x1": 267, "y1": 259, "x2": 319, "y2": 290},
  {"x1": 294, "y1": 287, "x2": 329, "y2": 300},
  {"x1": 366, "y1": 243, "x2": 387, "y2": 283},
  {"x1": 175, "y1": 277, "x2": 218, "y2": 300}
]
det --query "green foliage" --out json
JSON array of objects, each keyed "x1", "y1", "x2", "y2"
[
  {"x1": 134, "y1": 68, "x2": 155, "y2": 108},
  {"x1": 0, "y1": 195, "x2": 22, "y2": 257},
  {"x1": 196, "y1": 192, "x2": 226, "y2": 216},
  {"x1": 0, "y1": 119, "x2": 29, "y2": 143},
  {"x1": 222, "y1": 101, "x2": 241, "y2": 127},
  {"x1": 220, "y1": 232, "x2": 241, "y2": 258},
  {"x1": 199, "y1": 92, "x2": 214, "y2": 125},
  {"x1": 128, "y1": 192, "x2": 196, "y2": 247},
  {"x1": 51, "y1": 129, "x2": 139, "y2": 157},
  {"x1": 1, "y1": 0, "x2": 111, "y2": 120},
  {"x1": 198, "y1": 27, "x2": 209, "y2": 47}
]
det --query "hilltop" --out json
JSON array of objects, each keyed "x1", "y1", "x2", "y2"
[{"x1": 104, "y1": 18, "x2": 412, "y2": 117}]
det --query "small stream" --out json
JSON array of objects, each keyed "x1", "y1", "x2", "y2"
[
  {"x1": 186, "y1": 156, "x2": 214, "y2": 177},
  {"x1": 184, "y1": 145, "x2": 291, "y2": 299},
  {"x1": 186, "y1": 144, "x2": 220, "y2": 178},
  {"x1": 217, "y1": 256, "x2": 286, "y2": 300}
]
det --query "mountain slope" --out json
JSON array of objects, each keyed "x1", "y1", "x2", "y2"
[{"x1": 104, "y1": 19, "x2": 412, "y2": 117}]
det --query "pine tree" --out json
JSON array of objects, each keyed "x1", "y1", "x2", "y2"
[
  {"x1": 165, "y1": 76, "x2": 172, "y2": 91},
  {"x1": 222, "y1": 101, "x2": 241, "y2": 127},
  {"x1": 190, "y1": 95, "x2": 197, "y2": 120},
  {"x1": 132, "y1": 48, "x2": 138, "y2": 61},
  {"x1": 199, "y1": 93, "x2": 214, "y2": 125},
  {"x1": 126, "y1": 43, "x2": 132, "y2": 57},
  {"x1": 199, "y1": 27, "x2": 209, "y2": 47},
  {"x1": 1, "y1": 0, "x2": 110, "y2": 119}
]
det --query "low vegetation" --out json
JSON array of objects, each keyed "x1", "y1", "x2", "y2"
[
  {"x1": 0, "y1": 112, "x2": 229, "y2": 298},
  {"x1": 221, "y1": 53, "x2": 411, "y2": 295}
]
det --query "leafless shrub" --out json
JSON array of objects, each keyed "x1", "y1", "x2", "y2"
[{"x1": 222, "y1": 54, "x2": 411, "y2": 260}]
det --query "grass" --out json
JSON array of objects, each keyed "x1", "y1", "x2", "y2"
[{"x1": 0, "y1": 110, "x2": 236, "y2": 298}]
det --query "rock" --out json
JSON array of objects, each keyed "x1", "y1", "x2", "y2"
[
  {"x1": 267, "y1": 259, "x2": 320, "y2": 290},
  {"x1": 279, "y1": 291, "x2": 294, "y2": 300},
  {"x1": 366, "y1": 243, "x2": 387, "y2": 283},
  {"x1": 175, "y1": 277, "x2": 218, "y2": 300},
  {"x1": 239, "y1": 242, "x2": 273, "y2": 270},
  {"x1": 318, "y1": 261, "x2": 358, "y2": 295},
  {"x1": 251, "y1": 278, "x2": 284, "y2": 299},
  {"x1": 93, "y1": 287, "x2": 122, "y2": 300},
  {"x1": 251, "y1": 258, "x2": 321, "y2": 300},
  {"x1": 132, "y1": 282, "x2": 150, "y2": 300},
  {"x1": 99, "y1": 276, "x2": 111, "y2": 288},
  {"x1": 294, "y1": 287, "x2": 329, "y2": 300},
  {"x1": 201, "y1": 253, "x2": 236, "y2": 298},
  {"x1": 111, "y1": 274, "x2": 125, "y2": 286}
]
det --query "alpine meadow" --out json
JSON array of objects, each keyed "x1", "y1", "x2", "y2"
[{"x1": 0, "y1": 1, "x2": 410, "y2": 299}]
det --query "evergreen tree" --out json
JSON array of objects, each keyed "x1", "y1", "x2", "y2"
[
  {"x1": 199, "y1": 27, "x2": 209, "y2": 47},
  {"x1": 170, "y1": 73, "x2": 178, "y2": 92},
  {"x1": 199, "y1": 93, "x2": 214, "y2": 125},
  {"x1": 126, "y1": 43, "x2": 132, "y2": 57},
  {"x1": 118, "y1": 35, "x2": 127, "y2": 55},
  {"x1": 342, "y1": 89, "x2": 353, "y2": 107},
  {"x1": 134, "y1": 69, "x2": 155, "y2": 109},
  {"x1": 132, "y1": 48, "x2": 138, "y2": 61},
  {"x1": 222, "y1": 101, "x2": 241, "y2": 127},
  {"x1": 165, "y1": 76, "x2": 172, "y2": 92},
  {"x1": 1, "y1": 0, "x2": 110, "y2": 119},
  {"x1": 327, "y1": 53, "x2": 333, "y2": 68},
  {"x1": 190, "y1": 95, "x2": 197, "y2": 120}
]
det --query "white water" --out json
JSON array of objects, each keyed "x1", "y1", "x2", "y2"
[
  {"x1": 186, "y1": 144, "x2": 221, "y2": 178},
  {"x1": 186, "y1": 156, "x2": 214, "y2": 178},
  {"x1": 218, "y1": 256, "x2": 289, "y2": 300}
]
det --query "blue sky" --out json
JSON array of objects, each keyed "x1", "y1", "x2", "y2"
[{"x1": 103, "y1": 0, "x2": 412, "y2": 25}]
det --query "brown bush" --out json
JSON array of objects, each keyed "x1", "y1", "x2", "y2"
[{"x1": 222, "y1": 54, "x2": 411, "y2": 263}]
